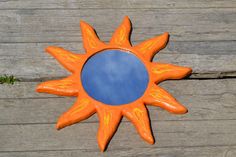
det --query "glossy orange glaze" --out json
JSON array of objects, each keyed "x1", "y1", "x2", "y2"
[{"x1": 36, "y1": 16, "x2": 192, "y2": 152}]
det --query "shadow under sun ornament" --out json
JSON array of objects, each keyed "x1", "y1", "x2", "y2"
[{"x1": 36, "y1": 16, "x2": 192, "y2": 152}]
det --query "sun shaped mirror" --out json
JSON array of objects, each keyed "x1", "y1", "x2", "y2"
[{"x1": 36, "y1": 16, "x2": 192, "y2": 152}]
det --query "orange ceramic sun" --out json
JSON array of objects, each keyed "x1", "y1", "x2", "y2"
[{"x1": 36, "y1": 16, "x2": 192, "y2": 152}]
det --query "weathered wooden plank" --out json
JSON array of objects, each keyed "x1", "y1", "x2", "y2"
[
  {"x1": 0, "y1": 94, "x2": 235, "y2": 124},
  {"x1": 1, "y1": 53, "x2": 236, "y2": 80},
  {"x1": 0, "y1": 8, "x2": 236, "y2": 43},
  {"x1": 0, "y1": 120, "x2": 235, "y2": 151},
  {"x1": 1, "y1": 8, "x2": 236, "y2": 79},
  {"x1": 1, "y1": 41, "x2": 236, "y2": 79},
  {"x1": 0, "y1": 0, "x2": 235, "y2": 156},
  {"x1": 1, "y1": 41, "x2": 236, "y2": 57},
  {"x1": 1, "y1": 79, "x2": 235, "y2": 98},
  {"x1": 0, "y1": 146, "x2": 235, "y2": 157},
  {"x1": 0, "y1": 0, "x2": 236, "y2": 9},
  {"x1": 0, "y1": 79, "x2": 235, "y2": 124}
]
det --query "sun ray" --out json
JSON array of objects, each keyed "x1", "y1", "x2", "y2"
[
  {"x1": 56, "y1": 98, "x2": 96, "y2": 130},
  {"x1": 36, "y1": 76, "x2": 79, "y2": 96},
  {"x1": 133, "y1": 32, "x2": 169, "y2": 61},
  {"x1": 46, "y1": 46, "x2": 83, "y2": 73},
  {"x1": 110, "y1": 16, "x2": 132, "y2": 47},
  {"x1": 36, "y1": 16, "x2": 192, "y2": 151},
  {"x1": 80, "y1": 21, "x2": 106, "y2": 54},
  {"x1": 151, "y1": 63, "x2": 192, "y2": 83},
  {"x1": 144, "y1": 85, "x2": 187, "y2": 114},
  {"x1": 97, "y1": 106, "x2": 122, "y2": 152},
  {"x1": 122, "y1": 103, "x2": 154, "y2": 144}
]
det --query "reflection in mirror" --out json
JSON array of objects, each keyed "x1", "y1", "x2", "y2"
[{"x1": 81, "y1": 50, "x2": 149, "y2": 106}]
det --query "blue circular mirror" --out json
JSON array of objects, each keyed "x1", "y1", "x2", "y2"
[{"x1": 81, "y1": 49, "x2": 149, "y2": 106}]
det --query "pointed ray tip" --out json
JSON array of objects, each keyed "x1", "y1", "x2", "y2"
[
  {"x1": 98, "y1": 142, "x2": 106, "y2": 152},
  {"x1": 123, "y1": 16, "x2": 131, "y2": 27},
  {"x1": 45, "y1": 46, "x2": 61, "y2": 53},
  {"x1": 80, "y1": 20, "x2": 86, "y2": 25},
  {"x1": 56, "y1": 120, "x2": 62, "y2": 130},
  {"x1": 181, "y1": 107, "x2": 188, "y2": 114},
  {"x1": 163, "y1": 32, "x2": 169, "y2": 38},
  {"x1": 174, "y1": 105, "x2": 188, "y2": 114},
  {"x1": 185, "y1": 67, "x2": 192, "y2": 75},
  {"x1": 55, "y1": 115, "x2": 67, "y2": 130},
  {"x1": 145, "y1": 133, "x2": 155, "y2": 144},
  {"x1": 56, "y1": 121, "x2": 65, "y2": 130},
  {"x1": 124, "y1": 15, "x2": 129, "y2": 19},
  {"x1": 156, "y1": 32, "x2": 169, "y2": 41},
  {"x1": 164, "y1": 32, "x2": 169, "y2": 35},
  {"x1": 80, "y1": 20, "x2": 96, "y2": 34},
  {"x1": 159, "y1": 32, "x2": 169, "y2": 46},
  {"x1": 80, "y1": 20, "x2": 91, "y2": 28},
  {"x1": 55, "y1": 123, "x2": 62, "y2": 130},
  {"x1": 179, "y1": 66, "x2": 192, "y2": 78},
  {"x1": 184, "y1": 108, "x2": 188, "y2": 114},
  {"x1": 150, "y1": 139, "x2": 155, "y2": 145},
  {"x1": 124, "y1": 16, "x2": 130, "y2": 21},
  {"x1": 35, "y1": 84, "x2": 44, "y2": 93}
]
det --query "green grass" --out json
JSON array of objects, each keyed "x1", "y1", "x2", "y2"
[{"x1": 0, "y1": 75, "x2": 19, "y2": 84}]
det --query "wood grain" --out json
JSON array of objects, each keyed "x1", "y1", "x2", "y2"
[
  {"x1": 2, "y1": 41, "x2": 236, "y2": 57},
  {"x1": 0, "y1": 9, "x2": 235, "y2": 42},
  {"x1": 0, "y1": 146, "x2": 235, "y2": 157},
  {"x1": 2, "y1": 53, "x2": 236, "y2": 80},
  {"x1": 0, "y1": 79, "x2": 235, "y2": 124},
  {"x1": 1, "y1": 0, "x2": 236, "y2": 156},
  {"x1": 0, "y1": 0, "x2": 236, "y2": 9},
  {"x1": 0, "y1": 80, "x2": 235, "y2": 155},
  {"x1": 1, "y1": 41, "x2": 236, "y2": 79},
  {"x1": 0, "y1": 120, "x2": 235, "y2": 152},
  {"x1": 1, "y1": 7, "x2": 236, "y2": 79}
]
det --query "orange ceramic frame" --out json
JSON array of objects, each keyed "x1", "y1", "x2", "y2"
[{"x1": 36, "y1": 16, "x2": 192, "y2": 152}]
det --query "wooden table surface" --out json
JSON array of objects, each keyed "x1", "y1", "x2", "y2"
[{"x1": 0, "y1": 0, "x2": 236, "y2": 156}]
